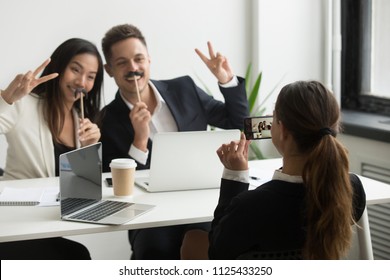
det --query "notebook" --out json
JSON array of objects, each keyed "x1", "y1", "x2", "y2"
[
  {"x1": 0, "y1": 187, "x2": 59, "y2": 206},
  {"x1": 0, "y1": 187, "x2": 42, "y2": 206},
  {"x1": 135, "y1": 129, "x2": 241, "y2": 192},
  {"x1": 59, "y1": 143, "x2": 154, "y2": 225}
]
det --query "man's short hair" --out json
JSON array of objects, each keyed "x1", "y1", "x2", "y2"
[{"x1": 102, "y1": 24, "x2": 147, "y2": 64}]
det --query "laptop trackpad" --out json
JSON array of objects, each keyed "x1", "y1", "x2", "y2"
[
  {"x1": 116, "y1": 207, "x2": 144, "y2": 218},
  {"x1": 99, "y1": 204, "x2": 153, "y2": 224},
  {"x1": 116, "y1": 203, "x2": 154, "y2": 218}
]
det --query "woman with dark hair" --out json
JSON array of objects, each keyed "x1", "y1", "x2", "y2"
[
  {"x1": 208, "y1": 80, "x2": 366, "y2": 259},
  {"x1": 0, "y1": 38, "x2": 104, "y2": 259},
  {"x1": 0, "y1": 38, "x2": 103, "y2": 180}
]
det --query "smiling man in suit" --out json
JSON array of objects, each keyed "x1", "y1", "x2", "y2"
[{"x1": 100, "y1": 23, "x2": 248, "y2": 260}]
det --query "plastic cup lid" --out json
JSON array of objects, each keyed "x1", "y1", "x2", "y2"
[{"x1": 109, "y1": 158, "x2": 137, "y2": 169}]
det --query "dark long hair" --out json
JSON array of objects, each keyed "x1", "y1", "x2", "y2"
[
  {"x1": 274, "y1": 81, "x2": 354, "y2": 259},
  {"x1": 34, "y1": 38, "x2": 103, "y2": 143}
]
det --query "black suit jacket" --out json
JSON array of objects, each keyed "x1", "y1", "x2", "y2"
[
  {"x1": 100, "y1": 75, "x2": 248, "y2": 171},
  {"x1": 209, "y1": 174, "x2": 366, "y2": 259}
]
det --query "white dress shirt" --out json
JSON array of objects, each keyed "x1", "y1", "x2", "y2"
[
  {"x1": 222, "y1": 167, "x2": 303, "y2": 184},
  {"x1": 121, "y1": 77, "x2": 239, "y2": 165}
]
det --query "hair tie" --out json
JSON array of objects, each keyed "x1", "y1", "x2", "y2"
[{"x1": 318, "y1": 127, "x2": 335, "y2": 137}]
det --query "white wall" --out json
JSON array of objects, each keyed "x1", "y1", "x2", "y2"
[
  {"x1": 0, "y1": 0, "x2": 251, "y2": 103},
  {"x1": 253, "y1": 0, "x2": 326, "y2": 114},
  {"x1": 339, "y1": 134, "x2": 390, "y2": 175}
]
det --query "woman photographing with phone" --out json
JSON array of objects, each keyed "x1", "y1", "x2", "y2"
[{"x1": 207, "y1": 80, "x2": 366, "y2": 259}]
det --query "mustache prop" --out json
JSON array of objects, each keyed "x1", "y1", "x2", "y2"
[
  {"x1": 74, "y1": 88, "x2": 87, "y2": 120},
  {"x1": 73, "y1": 88, "x2": 87, "y2": 98},
  {"x1": 125, "y1": 72, "x2": 143, "y2": 102},
  {"x1": 125, "y1": 71, "x2": 144, "y2": 79}
]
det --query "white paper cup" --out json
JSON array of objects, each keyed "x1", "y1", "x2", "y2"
[{"x1": 109, "y1": 158, "x2": 137, "y2": 197}]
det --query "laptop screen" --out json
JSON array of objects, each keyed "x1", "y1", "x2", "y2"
[
  {"x1": 59, "y1": 143, "x2": 103, "y2": 207},
  {"x1": 138, "y1": 129, "x2": 241, "y2": 192}
]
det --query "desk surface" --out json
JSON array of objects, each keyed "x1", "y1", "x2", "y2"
[{"x1": 1, "y1": 158, "x2": 390, "y2": 242}]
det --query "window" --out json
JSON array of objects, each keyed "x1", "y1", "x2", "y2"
[{"x1": 341, "y1": 0, "x2": 390, "y2": 116}]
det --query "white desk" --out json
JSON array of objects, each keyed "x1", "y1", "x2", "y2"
[
  {"x1": 249, "y1": 159, "x2": 390, "y2": 205},
  {"x1": 1, "y1": 158, "x2": 390, "y2": 243}
]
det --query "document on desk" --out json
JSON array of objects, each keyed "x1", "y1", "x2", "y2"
[
  {"x1": 0, "y1": 187, "x2": 59, "y2": 206},
  {"x1": 249, "y1": 168, "x2": 274, "y2": 189},
  {"x1": 39, "y1": 187, "x2": 60, "y2": 207}
]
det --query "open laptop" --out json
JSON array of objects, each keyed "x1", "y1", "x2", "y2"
[
  {"x1": 59, "y1": 143, "x2": 154, "y2": 225},
  {"x1": 135, "y1": 129, "x2": 241, "y2": 192}
]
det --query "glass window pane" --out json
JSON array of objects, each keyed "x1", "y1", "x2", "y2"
[{"x1": 372, "y1": 0, "x2": 390, "y2": 98}]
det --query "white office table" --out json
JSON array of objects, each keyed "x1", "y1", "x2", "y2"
[{"x1": 1, "y1": 158, "x2": 390, "y2": 243}]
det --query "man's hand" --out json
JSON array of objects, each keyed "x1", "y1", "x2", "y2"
[
  {"x1": 195, "y1": 41, "x2": 234, "y2": 85},
  {"x1": 129, "y1": 101, "x2": 151, "y2": 152}
]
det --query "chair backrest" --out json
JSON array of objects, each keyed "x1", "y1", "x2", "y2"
[
  {"x1": 237, "y1": 207, "x2": 373, "y2": 260},
  {"x1": 344, "y1": 207, "x2": 374, "y2": 260}
]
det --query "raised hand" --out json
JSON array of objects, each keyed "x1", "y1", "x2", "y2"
[
  {"x1": 195, "y1": 41, "x2": 234, "y2": 84},
  {"x1": 216, "y1": 132, "x2": 250, "y2": 171},
  {"x1": 1, "y1": 58, "x2": 58, "y2": 104},
  {"x1": 129, "y1": 101, "x2": 151, "y2": 152}
]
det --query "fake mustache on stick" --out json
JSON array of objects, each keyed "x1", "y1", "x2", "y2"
[
  {"x1": 74, "y1": 88, "x2": 87, "y2": 120},
  {"x1": 125, "y1": 71, "x2": 144, "y2": 79},
  {"x1": 125, "y1": 71, "x2": 144, "y2": 102}
]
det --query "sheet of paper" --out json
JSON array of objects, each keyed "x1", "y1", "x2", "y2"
[
  {"x1": 249, "y1": 168, "x2": 274, "y2": 190},
  {"x1": 39, "y1": 187, "x2": 60, "y2": 207}
]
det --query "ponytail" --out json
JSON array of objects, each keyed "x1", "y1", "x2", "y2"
[{"x1": 302, "y1": 133, "x2": 354, "y2": 259}]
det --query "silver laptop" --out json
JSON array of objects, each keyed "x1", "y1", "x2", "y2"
[
  {"x1": 135, "y1": 129, "x2": 241, "y2": 192},
  {"x1": 59, "y1": 143, "x2": 154, "y2": 225}
]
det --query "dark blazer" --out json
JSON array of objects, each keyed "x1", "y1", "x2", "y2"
[
  {"x1": 208, "y1": 173, "x2": 366, "y2": 259},
  {"x1": 100, "y1": 75, "x2": 248, "y2": 172}
]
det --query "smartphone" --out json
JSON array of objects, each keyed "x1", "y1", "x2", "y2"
[
  {"x1": 244, "y1": 116, "x2": 273, "y2": 140},
  {"x1": 105, "y1": 178, "x2": 113, "y2": 187}
]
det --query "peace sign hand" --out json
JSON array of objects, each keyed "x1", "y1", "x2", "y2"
[
  {"x1": 1, "y1": 58, "x2": 58, "y2": 104},
  {"x1": 195, "y1": 41, "x2": 234, "y2": 84}
]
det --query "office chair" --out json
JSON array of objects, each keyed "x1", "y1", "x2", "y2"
[
  {"x1": 344, "y1": 207, "x2": 374, "y2": 260},
  {"x1": 237, "y1": 207, "x2": 373, "y2": 260}
]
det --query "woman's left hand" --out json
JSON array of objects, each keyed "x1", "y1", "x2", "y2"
[{"x1": 79, "y1": 118, "x2": 101, "y2": 147}]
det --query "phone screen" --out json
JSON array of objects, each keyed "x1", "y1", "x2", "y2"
[{"x1": 244, "y1": 116, "x2": 273, "y2": 140}]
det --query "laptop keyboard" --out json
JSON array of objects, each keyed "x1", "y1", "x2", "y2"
[
  {"x1": 68, "y1": 200, "x2": 133, "y2": 222},
  {"x1": 61, "y1": 198, "x2": 97, "y2": 216}
]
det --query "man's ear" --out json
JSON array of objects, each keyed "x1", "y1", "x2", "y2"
[{"x1": 104, "y1": 64, "x2": 113, "y2": 77}]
